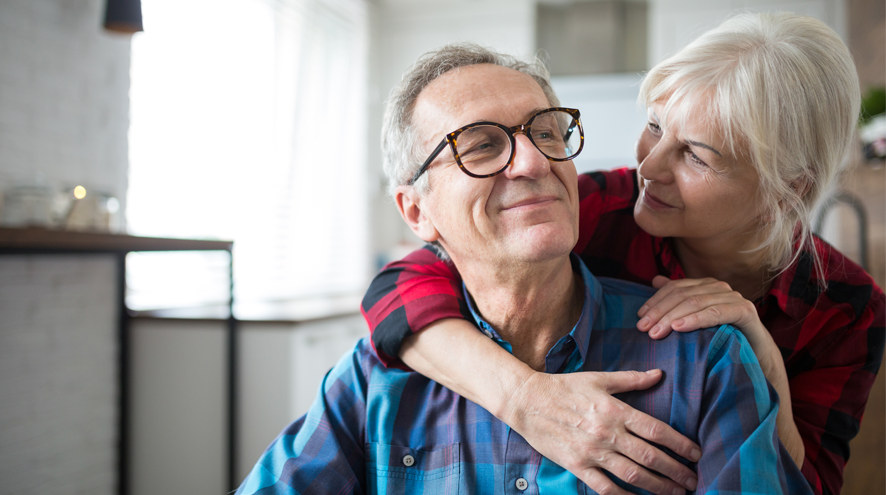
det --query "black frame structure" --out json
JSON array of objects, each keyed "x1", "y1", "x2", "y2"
[{"x1": 0, "y1": 227, "x2": 238, "y2": 494}]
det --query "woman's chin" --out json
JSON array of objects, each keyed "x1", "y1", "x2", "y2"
[{"x1": 634, "y1": 204, "x2": 678, "y2": 238}]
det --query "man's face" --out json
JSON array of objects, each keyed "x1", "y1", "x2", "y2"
[{"x1": 401, "y1": 64, "x2": 580, "y2": 269}]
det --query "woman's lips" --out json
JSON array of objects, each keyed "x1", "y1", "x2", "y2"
[{"x1": 642, "y1": 189, "x2": 676, "y2": 210}]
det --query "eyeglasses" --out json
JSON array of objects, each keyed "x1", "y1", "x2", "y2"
[{"x1": 408, "y1": 107, "x2": 584, "y2": 185}]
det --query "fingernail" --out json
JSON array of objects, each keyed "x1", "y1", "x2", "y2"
[
  {"x1": 690, "y1": 448, "x2": 701, "y2": 461},
  {"x1": 672, "y1": 318, "x2": 683, "y2": 329},
  {"x1": 686, "y1": 475, "x2": 698, "y2": 491},
  {"x1": 645, "y1": 369, "x2": 660, "y2": 375},
  {"x1": 671, "y1": 487, "x2": 686, "y2": 495},
  {"x1": 638, "y1": 316, "x2": 650, "y2": 330},
  {"x1": 650, "y1": 324, "x2": 661, "y2": 337},
  {"x1": 638, "y1": 304, "x2": 649, "y2": 316}
]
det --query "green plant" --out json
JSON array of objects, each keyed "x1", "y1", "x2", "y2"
[{"x1": 860, "y1": 86, "x2": 886, "y2": 126}]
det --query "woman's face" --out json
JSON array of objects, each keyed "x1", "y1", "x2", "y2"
[{"x1": 633, "y1": 99, "x2": 765, "y2": 247}]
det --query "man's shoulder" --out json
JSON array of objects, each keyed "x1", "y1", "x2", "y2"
[
  {"x1": 596, "y1": 276, "x2": 743, "y2": 352},
  {"x1": 345, "y1": 336, "x2": 426, "y2": 387},
  {"x1": 597, "y1": 276, "x2": 656, "y2": 300}
]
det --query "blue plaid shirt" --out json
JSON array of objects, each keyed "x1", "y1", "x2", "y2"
[{"x1": 237, "y1": 255, "x2": 810, "y2": 494}]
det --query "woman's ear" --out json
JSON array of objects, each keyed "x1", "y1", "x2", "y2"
[
  {"x1": 394, "y1": 185, "x2": 440, "y2": 243},
  {"x1": 790, "y1": 178, "x2": 812, "y2": 198}
]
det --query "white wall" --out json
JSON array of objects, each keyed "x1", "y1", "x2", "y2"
[
  {"x1": 0, "y1": 1, "x2": 132, "y2": 494},
  {"x1": 0, "y1": 0, "x2": 131, "y2": 211},
  {"x1": 648, "y1": 0, "x2": 846, "y2": 65},
  {"x1": 128, "y1": 315, "x2": 367, "y2": 494},
  {"x1": 368, "y1": 0, "x2": 537, "y2": 266},
  {"x1": 0, "y1": 256, "x2": 118, "y2": 495}
]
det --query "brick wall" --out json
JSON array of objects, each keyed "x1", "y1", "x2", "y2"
[
  {"x1": 0, "y1": 255, "x2": 118, "y2": 494},
  {"x1": 0, "y1": 0, "x2": 131, "y2": 210},
  {"x1": 0, "y1": 1, "x2": 132, "y2": 494}
]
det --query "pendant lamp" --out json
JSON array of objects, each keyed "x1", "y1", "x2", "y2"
[{"x1": 103, "y1": 0, "x2": 143, "y2": 34}]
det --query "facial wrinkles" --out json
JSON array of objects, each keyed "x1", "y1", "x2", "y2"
[{"x1": 411, "y1": 64, "x2": 580, "y2": 266}]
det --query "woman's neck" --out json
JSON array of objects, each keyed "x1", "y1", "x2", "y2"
[{"x1": 673, "y1": 235, "x2": 774, "y2": 302}]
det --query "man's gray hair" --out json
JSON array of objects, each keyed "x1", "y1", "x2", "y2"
[{"x1": 381, "y1": 43, "x2": 559, "y2": 197}]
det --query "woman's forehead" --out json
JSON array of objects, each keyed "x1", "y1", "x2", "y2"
[{"x1": 651, "y1": 95, "x2": 736, "y2": 147}]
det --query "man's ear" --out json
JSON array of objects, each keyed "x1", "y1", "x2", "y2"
[{"x1": 394, "y1": 185, "x2": 441, "y2": 243}]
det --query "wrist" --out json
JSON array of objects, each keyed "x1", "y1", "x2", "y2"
[{"x1": 494, "y1": 366, "x2": 540, "y2": 426}]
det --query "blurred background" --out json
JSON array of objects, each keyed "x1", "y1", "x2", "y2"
[{"x1": 0, "y1": 0, "x2": 882, "y2": 494}]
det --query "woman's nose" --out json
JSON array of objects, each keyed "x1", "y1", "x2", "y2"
[
  {"x1": 637, "y1": 136, "x2": 673, "y2": 183},
  {"x1": 504, "y1": 133, "x2": 551, "y2": 180}
]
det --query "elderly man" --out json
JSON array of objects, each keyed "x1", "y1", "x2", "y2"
[{"x1": 235, "y1": 45, "x2": 809, "y2": 495}]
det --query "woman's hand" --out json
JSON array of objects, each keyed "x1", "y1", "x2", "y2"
[
  {"x1": 635, "y1": 276, "x2": 805, "y2": 467},
  {"x1": 636, "y1": 276, "x2": 773, "y2": 359},
  {"x1": 503, "y1": 370, "x2": 701, "y2": 495},
  {"x1": 403, "y1": 319, "x2": 701, "y2": 493},
  {"x1": 637, "y1": 276, "x2": 761, "y2": 336}
]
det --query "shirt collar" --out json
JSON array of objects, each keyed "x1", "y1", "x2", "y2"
[{"x1": 462, "y1": 253, "x2": 603, "y2": 368}]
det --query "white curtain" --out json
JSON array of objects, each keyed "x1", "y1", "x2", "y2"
[{"x1": 127, "y1": 0, "x2": 370, "y2": 311}]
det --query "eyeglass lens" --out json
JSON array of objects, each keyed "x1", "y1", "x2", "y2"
[{"x1": 454, "y1": 111, "x2": 581, "y2": 177}]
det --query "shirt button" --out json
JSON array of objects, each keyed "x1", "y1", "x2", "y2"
[
  {"x1": 402, "y1": 454, "x2": 415, "y2": 467},
  {"x1": 515, "y1": 477, "x2": 528, "y2": 491}
]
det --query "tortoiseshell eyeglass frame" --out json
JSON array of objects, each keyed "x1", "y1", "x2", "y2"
[{"x1": 407, "y1": 107, "x2": 584, "y2": 185}]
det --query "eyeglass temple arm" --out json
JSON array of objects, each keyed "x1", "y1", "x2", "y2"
[{"x1": 408, "y1": 138, "x2": 449, "y2": 185}]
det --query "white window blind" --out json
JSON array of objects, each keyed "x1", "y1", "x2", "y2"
[{"x1": 126, "y1": 0, "x2": 370, "y2": 312}]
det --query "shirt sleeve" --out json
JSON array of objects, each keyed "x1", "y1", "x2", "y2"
[
  {"x1": 361, "y1": 169, "x2": 631, "y2": 369},
  {"x1": 360, "y1": 245, "x2": 470, "y2": 369},
  {"x1": 696, "y1": 324, "x2": 812, "y2": 494},
  {"x1": 789, "y1": 286, "x2": 886, "y2": 495},
  {"x1": 234, "y1": 341, "x2": 371, "y2": 495}
]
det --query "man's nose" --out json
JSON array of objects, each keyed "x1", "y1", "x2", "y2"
[{"x1": 503, "y1": 133, "x2": 551, "y2": 180}]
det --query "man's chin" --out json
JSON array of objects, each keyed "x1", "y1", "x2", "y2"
[{"x1": 505, "y1": 226, "x2": 577, "y2": 262}]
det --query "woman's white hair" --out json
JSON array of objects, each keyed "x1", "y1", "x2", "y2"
[
  {"x1": 639, "y1": 12, "x2": 861, "y2": 281},
  {"x1": 381, "y1": 43, "x2": 559, "y2": 197}
]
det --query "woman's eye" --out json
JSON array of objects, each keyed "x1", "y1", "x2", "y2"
[
  {"x1": 647, "y1": 122, "x2": 662, "y2": 135},
  {"x1": 686, "y1": 151, "x2": 709, "y2": 168}
]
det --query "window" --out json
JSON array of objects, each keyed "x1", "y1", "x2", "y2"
[{"x1": 127, "y1": 0, "x2": 370, "y2": 312}]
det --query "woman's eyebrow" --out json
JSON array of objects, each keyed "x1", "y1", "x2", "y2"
[{"x1": 686, "y1": 140, "x2": 722, "y2": 156}]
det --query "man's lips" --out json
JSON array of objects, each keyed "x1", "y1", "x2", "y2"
[
  {"x1": 501, "y1": 196, "x2": 558, "y2": 210},
  {"x1": 642, "y1": 189, "x2": 676, "y2": 209}
]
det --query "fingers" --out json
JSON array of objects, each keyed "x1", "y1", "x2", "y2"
[
  {"x1": 638, "y1": 280, "x2": 736, "y2": 338},
  {"x1": 624, "y1": 409, "x2": 701, "y2": 464},
  {"x1": 600, "y1": 454, "x2": 689, "y2": 495},
  {"x1": 619, "y1": 426, "x2": 699, "y2": 492},
  {"x1": 580, "y1": 468, "x2": 634, "y2": 495},
  {"x1": 638, "y1": 277, "x2": 717, "y2": 319},
  {"x1": 597, "y1": 369, "x2": 664, "y2": 394},
  {"x1": 652, "y1": 292, "x2": 742, "y2": 336},
  {"x1": 651, "y1": 275, "x2": 671, "y2": 289}
]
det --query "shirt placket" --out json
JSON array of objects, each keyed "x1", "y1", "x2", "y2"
[{"x1": 503, "y1": 427, "x2": 540, "y2": 495}]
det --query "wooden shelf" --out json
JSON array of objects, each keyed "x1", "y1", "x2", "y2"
[{"x1": 0, "y1": 227, "x2": 232, "y2": 253}]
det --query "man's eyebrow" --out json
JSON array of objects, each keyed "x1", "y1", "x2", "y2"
[
  {"x1": 686, "y1": 140, "x2": 722, "y2": 157},
  {"x1": 467, "y1": 107, "x2": 551, "y2": 126}
]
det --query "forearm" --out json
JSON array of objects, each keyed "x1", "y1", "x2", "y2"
[
  {"x1": 757, "y1": 347, "x2": 805, "y2": 467},
  {"x1": 400, "y1": 318, "x2": 534, "y2": 418}
]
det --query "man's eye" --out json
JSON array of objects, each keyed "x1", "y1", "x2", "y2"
[
  {"x1": 460, "y1": 140, "x2": 501, "y2": 158},
  {"x1": 647, "y1": 122, "x2": 662, "y2": 134},
  {"x1": 532, "y1": 126, "x2": 560, "y2": 141}
]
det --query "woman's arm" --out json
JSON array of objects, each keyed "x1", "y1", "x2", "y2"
[
  {"x1": 402, "y1": 319, "x2": 702, "y2": 495},
  {"x1": 634, "y1": 276, "x2": 805, "y2": 466}
]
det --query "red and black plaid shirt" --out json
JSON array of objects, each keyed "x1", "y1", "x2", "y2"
[{"x1": 361, "y1": 167, "x2": 885, "y2": 495}]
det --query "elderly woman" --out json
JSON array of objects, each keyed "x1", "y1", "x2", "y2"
[{"x1": 361, "y1": 12, "x2": 884, "y2": 495}]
